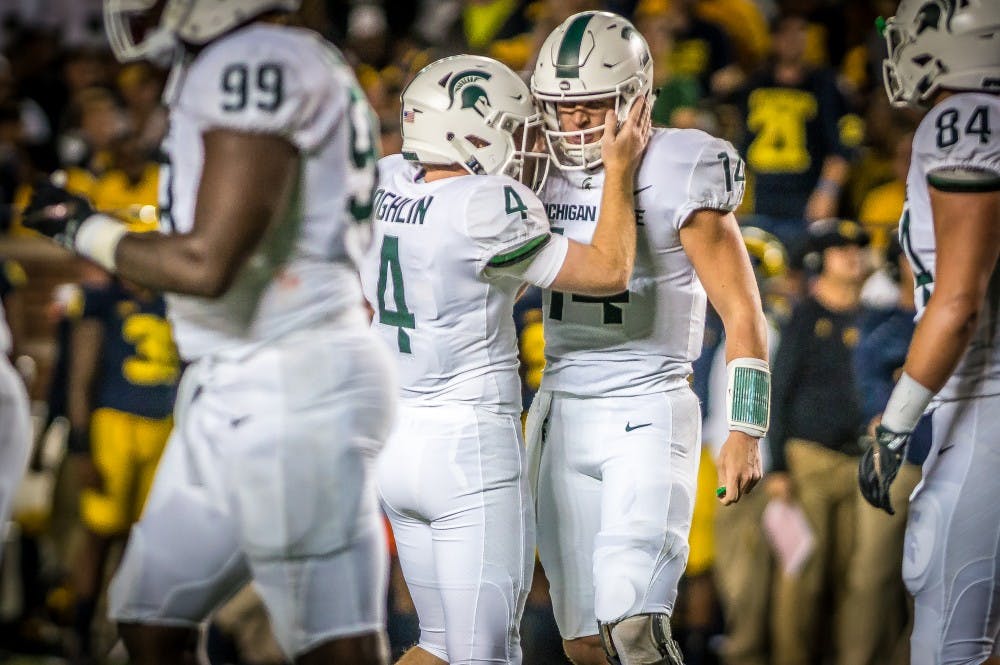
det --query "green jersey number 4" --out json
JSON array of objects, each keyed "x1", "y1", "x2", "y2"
[{"x1": 376, "y1": 235, "x2": 415, "y2": 353}]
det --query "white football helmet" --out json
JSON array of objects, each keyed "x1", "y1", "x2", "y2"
[
  {"x1": 104, "y1": 0, "x2": 300, "y2": 63},
  {"x1": 400, "y1": 55, "x2": 550, "y2": 192},
  {"x1": 530, "y1": 11, "x2": 652, "y2": 171},
  {"x1": 883, "y1": 0, "x2": 1000, "y2": 107}
]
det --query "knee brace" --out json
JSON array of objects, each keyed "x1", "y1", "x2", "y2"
[{"x1": 598, "y1": 613, "x2": 685, "y2": 665}]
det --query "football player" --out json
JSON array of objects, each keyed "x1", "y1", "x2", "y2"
[
  {"x1": 0, "y1": 259, "x2": 30, "y2": 569},
  {"x1": 361, "y1": 54, "x2": 648, "y2": 665},
  {"x1": 22, "y1": 1, "x2": 395, "y2": 663},
  {"x1": 526, "y1": 11, "x2": 769, "y2": 665},
  {"x1": 65, "y1": 274, "x2": 179, "y2": 662},
  {"x1": 859, "y1": 1, "x2": 1000, "y2": 663}
]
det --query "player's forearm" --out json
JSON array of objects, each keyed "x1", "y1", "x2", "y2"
[
  {"x1": 721, "y1": 307, "x2": 768, "y2": 364},
  {"x1": 587, "y1": 166, "x2": 637, "y2": 291},
  {"x1": 67, "y1": 322, "x2": 101, "y2": 433},
  {"x1": 902, "y1": 293, "x2": 982, "y2": 393},
  {"x1": 114, "y1": 232, "x2": 238, "y2": 298}
]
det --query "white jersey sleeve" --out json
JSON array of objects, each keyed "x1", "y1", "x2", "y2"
[
  {"x1": 902, "y1": 93, "x2": 1000, "y2": 401},
  {"x1": 176, "y1": 29, "x2": 347, "y2": 153},
  {"x1": 464, "y1": 178, "x2": 555, "y2": 277},
  {"x1": 913, "y1": 99, "x2": 1000, "y2": 192},
  {"x1": 670, "y1": 136, "x2": 746, "y2": 230}
]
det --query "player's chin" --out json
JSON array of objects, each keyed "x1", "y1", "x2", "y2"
[{"x1": 566, "y1": 133, "x2": 604, "y2": 145}]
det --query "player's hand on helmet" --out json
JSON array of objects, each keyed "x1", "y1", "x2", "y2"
[
  {"x1": 716, "y1": 430, "x2": 763, "y2": 505},
  {"x1": 600, "y1": 95, "x2": 650, "y2": 177},
  {"x1": 858, "y1": 424, "x2": 910, "y2": 515},
  {"x1": 22, "y1": 174, "x2": 95, "y2": 250}
]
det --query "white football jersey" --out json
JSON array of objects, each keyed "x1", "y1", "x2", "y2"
[
  {"x1": 540, "y1": 128, "x2": 745, "y2": 397},
  {"x1": 0, "y1": 300, "x2": 10, "y2": 356},
  {"x1": 160, "y1": 23, "x2": 377, "y2": 360},
  {"x1": 360, "y1": 155, "x2": 559, "y2": 413},
  {"x1": 900, "y1": 92, "x2": 1000, "y2": 401}
]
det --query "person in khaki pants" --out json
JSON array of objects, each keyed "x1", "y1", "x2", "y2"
[
  {"x1": 774, "y1": 439, "x2": 920, "y2": 665},
  {"x1": 767, "y1": 219, "x2": 913, "y2": 665},
  {"x1": 839, "y1": 239, "x2": 926, "y2": 665}
]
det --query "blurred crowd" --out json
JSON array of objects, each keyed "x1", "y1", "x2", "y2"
[{"x1": 0, "y1": 0, "x2": 925, "y2": 664}]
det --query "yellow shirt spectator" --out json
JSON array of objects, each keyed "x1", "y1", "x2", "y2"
[{"x1": 91, "y1": 162, "x2": 159, "y2": 230}]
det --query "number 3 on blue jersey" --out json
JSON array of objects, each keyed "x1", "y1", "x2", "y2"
[{"x1": 376, "y1": 235, "x2": 415, "y2": 353}]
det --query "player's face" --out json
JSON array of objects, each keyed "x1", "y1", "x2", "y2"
[
  {"x1": 824, "y1": 244, "x2": 868, "y2": 284},
  {"x1": 555, "y1": 98, "x2": 615, "y2": 143}
]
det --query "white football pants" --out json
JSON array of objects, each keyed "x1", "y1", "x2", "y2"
[
  {"x1": 377, "y1": 403, "x2": 534, "y2": 664},
  {"x1": 108, "y1": 324, "x2": 397, "y2": 658},
  {"x1": 526, "y1": 388, "x2": 701, "y2": 640}
]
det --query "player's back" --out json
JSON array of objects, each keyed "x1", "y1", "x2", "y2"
[
  {"x1": 362, "y1": 155, "x2": 533, "y2": 414},
  {"x1": 162, "y1": 23, "x2": 376, "y2": 360},
  {"x1": 902, "y1": 92, "x2": 1000, "y2": 401},
  {"x1": 540, "y1": 127, "x2": 744, "y2": 397}
]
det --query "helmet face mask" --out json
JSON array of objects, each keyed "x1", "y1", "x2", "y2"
[
  {"x1": 531, "y1": 11, "x2": 652, "y2": 171},
  {"x1": 104, "y1": 0, "x2": 301, "y2": 63},
  {"x1": 104, "y1": 0, "x2": 179, "y2": 64},
  {"x1": 401, "y1": 55, "x2": 550, "y2": 193},
  {"x1": 538, "y1": 89, "x2": 631, "y2": 171},
  {"x1": 882, "y1": 0, "x2": 1000, "y2": 108},
  {"x1": 508, "y1": 114, "x2": 551, "y2": 193}
]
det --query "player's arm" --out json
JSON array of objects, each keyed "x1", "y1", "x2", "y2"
[
  {"x1": 547, "y1": 97, "x2": 650, "y2": 296},
  {"x1": 22, "y1": 43, "x2": 333, "y2": 299},
  {"x1": 860, "y1": 170, "x2": 1000, "y2": 514},
  {"x1": 22, "y1": 131, "x2": 299, "y2": 298},
  {"x1": 681, "y1": 209, "x2": 768, "y2": 505},
  {"x1": 902, "y1": 186, "x2": 999, "y2": 393},
  {"x1": 67, "y1": 315, "x2": 103, "y2": 454},
  {"x1": 113, "y1": 131, "x2": 299, "y2": 296},
  {"x1": 485, "y1": 98, "x2": 650, "y2": 294}
]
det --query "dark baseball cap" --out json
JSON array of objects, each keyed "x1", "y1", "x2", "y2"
[{"x1": 805, "y1": 218, "x2": 871, "y2": 253}]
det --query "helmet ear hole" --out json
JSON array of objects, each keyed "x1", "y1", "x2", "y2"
[{"x1": 465, "y1": 135, "x2": 491, "y2": 148}]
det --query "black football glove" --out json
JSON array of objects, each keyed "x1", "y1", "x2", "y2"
[
  {"x1": 858, "y1": 424, "x2": 910, "y2": 515},
  {"x1": 22, "y1": 178, "x2": 95, "y2": 250}
]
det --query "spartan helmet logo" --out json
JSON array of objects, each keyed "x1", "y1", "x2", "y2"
[
  {"x1": 916, "y1": 1, "x2": 945, "y2": 33},
  {"x1": 442, "y1": 69, "x2": 493, "y2": 117}
]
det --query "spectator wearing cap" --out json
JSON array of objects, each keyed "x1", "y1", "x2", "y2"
[
  {"x1": 766, "y1": 218, "x2": 881, "y2": 665},
  {"x1": 841, "y1": 238, "x2": 925, "y2": 665}
]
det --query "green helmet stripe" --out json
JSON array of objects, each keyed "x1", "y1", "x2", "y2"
[{"x1": 556, "y1": 13, "x2": 593, "y2": 79}]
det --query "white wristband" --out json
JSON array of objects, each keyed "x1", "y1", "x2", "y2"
[
  {"x1": 726, "y1": 357, "x2": 771, "y2": 438},
  {"x1": 880, "y1": 372, "x2": 934, "y2": 433},
  {"x1": 74, "y1": 214, "x2": 127, "y2": 272}
]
